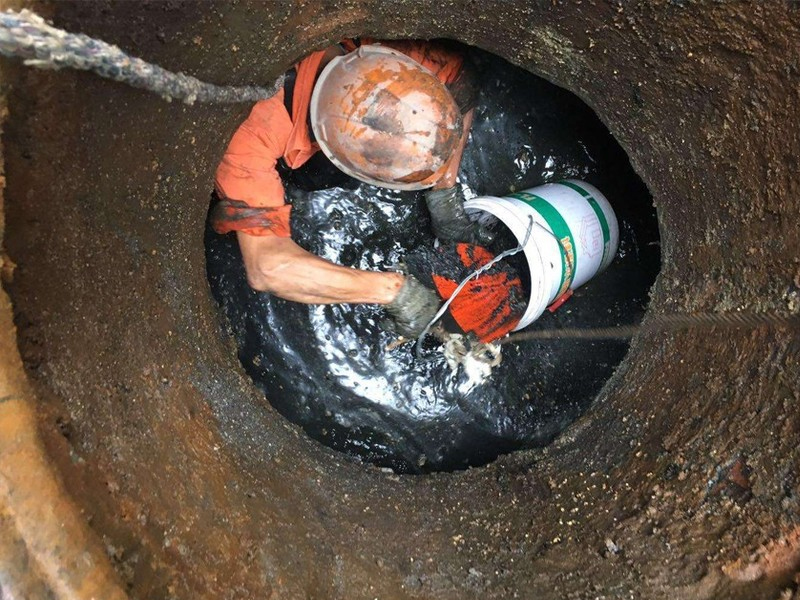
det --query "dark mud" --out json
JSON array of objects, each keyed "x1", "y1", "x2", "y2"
[{"x1": 205, "y1": 48, "x2": 661, "y2": 473}]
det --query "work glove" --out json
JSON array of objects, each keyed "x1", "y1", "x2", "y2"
[
  {"x1": 424, "y1": 186, "x2": 494, "y2": 245},
  {"x1": 405, "y1": 243, "x2": 524, "y2": 343},
  {"x1": 384, "y1": 274, "x2": 441, "y2": 339}
]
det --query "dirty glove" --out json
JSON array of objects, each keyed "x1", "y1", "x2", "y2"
[
  {"x1": 384, "y1": 274, "x2": 441, "y2": 339},
  {"x1": 424, "y1": 186, "x2": 494, "y2": 245}
]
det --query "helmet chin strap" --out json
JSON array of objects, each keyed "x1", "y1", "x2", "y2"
[{"x1": 319, "y1": 45, "x2": 346, "y2": 71}]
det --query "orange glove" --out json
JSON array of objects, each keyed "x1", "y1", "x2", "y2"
[{"x1": 406, "y1": 243, "x2": 525, "y2": 343}]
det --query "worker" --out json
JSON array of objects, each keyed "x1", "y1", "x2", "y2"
[{"x1": 211, "y1": 39, "x2": 490, "y2": 339}]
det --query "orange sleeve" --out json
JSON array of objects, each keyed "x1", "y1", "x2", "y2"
[{"x1": 214, "y1": 93, "x2": 293, "y2": 236}]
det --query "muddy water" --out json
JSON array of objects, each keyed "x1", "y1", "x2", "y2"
[{"x1": 205, "y1": 49, "x2": 660, "y2": 473}]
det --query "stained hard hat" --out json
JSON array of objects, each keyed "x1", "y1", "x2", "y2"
[{"x1": 310, "y1": 44, "x2": 463, "y2": 190}]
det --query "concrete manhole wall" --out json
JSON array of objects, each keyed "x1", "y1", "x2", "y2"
[{"x1": 1, "y1": 1, "x2": 799, "y2": 599}]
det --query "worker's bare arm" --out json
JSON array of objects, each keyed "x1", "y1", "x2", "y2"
[{"x1": 236, "y1": 232, "x2": 404, "y2": 305}]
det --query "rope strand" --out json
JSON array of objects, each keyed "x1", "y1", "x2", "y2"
[
  {"x1": 0, "y1": 9, "x2": 282, "y2": 104},
  {"x1": 501, "y1": 311, "x2": 800, "y2": 344}
]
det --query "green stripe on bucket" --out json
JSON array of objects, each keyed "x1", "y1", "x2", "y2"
[
  {"x1": 556, "y1": 181, "x2": 612, "y2": 266},
  {"x1": 509, "y1": 191, "x2": 576, "y2": 297}
]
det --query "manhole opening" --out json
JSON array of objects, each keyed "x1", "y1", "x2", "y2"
[{"x1": 205, "y1": 41, "x2": 661, "y2": 474}]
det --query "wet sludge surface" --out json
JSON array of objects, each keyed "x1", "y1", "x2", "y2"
[{"x1": 205, "y1": 48, "x2": 660, "y2": 473}]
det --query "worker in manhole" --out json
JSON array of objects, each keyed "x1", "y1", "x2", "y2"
[
  {"x1": 206, "y1": 43, "x2": 660, "y2": 472},
  {"x1": 210, "y1": 38, "x2": 523, "y2": 346}
]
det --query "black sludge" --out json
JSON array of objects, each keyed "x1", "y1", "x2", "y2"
[{"x1": 205, "y1": 48, "x2": 660, "y2": 473}]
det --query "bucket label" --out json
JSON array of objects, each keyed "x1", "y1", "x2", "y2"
[
  {"x1": 510, "y1": 192, "x2": 576, "y2": 297},
  {"x1": 556, "y1": 181, "x2": 612, "y2": 266},
  {"x1": 579, "y1": 214, "x2": 604, "y2": 260}
]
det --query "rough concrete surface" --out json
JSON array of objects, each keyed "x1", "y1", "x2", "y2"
[{"x1": 1, "y1": 1, "x2": 799, "y2": 599}]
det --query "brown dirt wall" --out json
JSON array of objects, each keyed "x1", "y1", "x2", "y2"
[{"x1": 1, "y1": 1, "x2": 799, "y2": 598}]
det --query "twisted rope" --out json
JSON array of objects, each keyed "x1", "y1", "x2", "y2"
[{"x1": 0, "y1": 9, "x2": 283, "y2": 104}]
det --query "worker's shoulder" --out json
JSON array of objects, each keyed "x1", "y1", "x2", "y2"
[{"x1": 247, "y1": 89, "x2": 289, "y2": 122}]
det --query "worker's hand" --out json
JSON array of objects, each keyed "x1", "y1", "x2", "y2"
[
  {"x1": 384, "y1": 274, "x2": 441, "y2": 339},
  {"x1": 424, "y1": 186, "x2": 494, "y2": 245}
]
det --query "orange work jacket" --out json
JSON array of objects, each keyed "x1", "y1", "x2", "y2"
[{"x1": 213, "y1": 39, "x2": 469, "y2": 237}]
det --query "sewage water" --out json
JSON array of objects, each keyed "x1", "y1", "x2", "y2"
[{"x1": 205, "y1": 48, "x2": 661, "y2": 473}]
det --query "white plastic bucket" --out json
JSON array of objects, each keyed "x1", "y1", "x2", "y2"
[{"x1": 464, "y1": 179, "x2": 619, "y2": 330}]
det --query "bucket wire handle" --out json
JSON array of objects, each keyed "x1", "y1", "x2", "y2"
[{"x1": 414, "y1": 215, "x2": 535, "y2": 359}]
